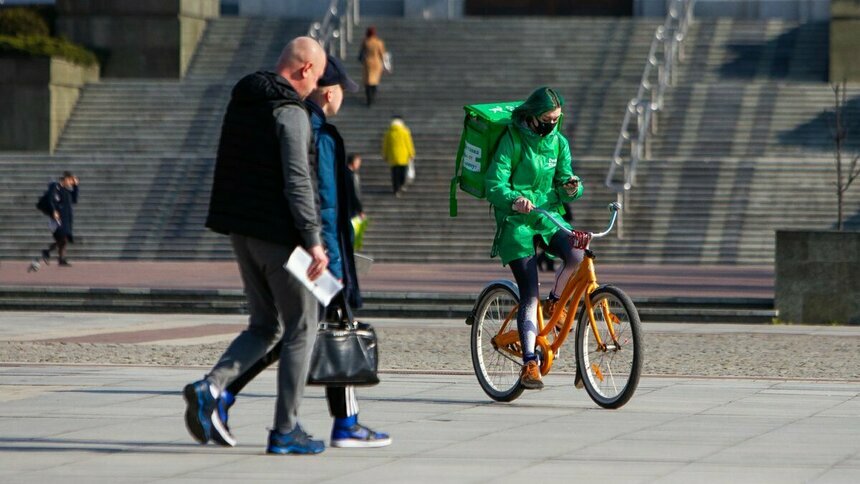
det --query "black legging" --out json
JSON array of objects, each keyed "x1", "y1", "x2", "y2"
[{"x1": 508, "y1": 230, "x2": 584, "y2": 363}]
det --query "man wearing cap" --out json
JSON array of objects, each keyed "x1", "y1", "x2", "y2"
[{"x1": 216, "y1": 55, "x2": 391, "y2": 450}]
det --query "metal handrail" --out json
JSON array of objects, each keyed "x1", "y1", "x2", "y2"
[
  {"x1": 606, "y1": 0, "x2": 695, "y2": 237},
  {"x1": 308, "y1": 0, "x2": 360, "y2": 59}
]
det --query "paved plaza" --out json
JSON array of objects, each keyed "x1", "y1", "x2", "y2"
[
  {"x1": 0, "y1": 310, "x2": 859, "y2": 483},
  {"x1": 0, "y1": 364, "x2": 858, "y2": 483}
]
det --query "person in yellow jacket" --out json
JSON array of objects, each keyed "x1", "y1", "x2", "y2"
[{"x1": 382, "y1": 115, "x2": 415, "y2": 196}]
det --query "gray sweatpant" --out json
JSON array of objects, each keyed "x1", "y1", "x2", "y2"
[{"x1": 206, "y1": 234, "x2": 318, "y2": 433}]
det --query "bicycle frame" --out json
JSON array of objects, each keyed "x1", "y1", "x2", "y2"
[{"x1": 490, "y1": 203, "x2": 623, "y2": 376}]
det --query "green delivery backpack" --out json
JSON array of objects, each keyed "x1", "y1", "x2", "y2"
[{"x1": 449, "y1": 101, "x2": 523, "y2": 217}]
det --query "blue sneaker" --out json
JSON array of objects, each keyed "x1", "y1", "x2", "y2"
[
  {"x1": 331, "y1": 423, "x2": 392, "y2": 448},
  {"x1": 218, "y1": 390, "x2": 235, "y2": 425},
  {"x1": 183, "y1": 380, "x2": 218, "y2": 444},
  {"x1": 211, "y1": 390, "x2": 237, "y2": 447},
  {"x1": 267, "y1": 425, "x2": 325, "y2": 455}
]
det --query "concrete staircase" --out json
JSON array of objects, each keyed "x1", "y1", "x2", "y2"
[
  {"x1": 55, "y1": 18, "x2": 310, "y2": 155},
  {"x1": 654, "y1": 19, "x2": 860, "y2": 158},
  {"x1": 0, "y1": 16, "x2": 857, "y2": 265}
]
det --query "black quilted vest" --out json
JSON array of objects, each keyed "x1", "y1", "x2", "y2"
[{"x1": 206, "y1": 71, "x2": 314, "y2": 247}]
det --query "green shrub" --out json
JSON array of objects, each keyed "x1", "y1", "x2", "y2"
[
  {"x1": 0, "y1": 34, "x2": 98, "y2": 67},
  {"x1": 0, "y1": 8, "x2": 50, "y2": 37}
]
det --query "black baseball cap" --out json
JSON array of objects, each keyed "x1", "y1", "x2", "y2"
[{"x1": 318, "y1": 54, "x2": 359, "y2": 92}]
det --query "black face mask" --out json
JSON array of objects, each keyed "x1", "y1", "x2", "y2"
[{"x1": 531, "y1": 117, "x2": 557, "y2": 137}]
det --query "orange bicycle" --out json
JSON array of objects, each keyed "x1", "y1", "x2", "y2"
[{"x1": 467, "y1": 202, "x2": 642, "y2": 408}]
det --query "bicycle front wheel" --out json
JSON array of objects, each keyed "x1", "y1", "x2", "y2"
[
  {"x1": 470, "y1": 283, "x2": 524, "y2": 402},
  {"x1": 575, "y1": 285, "x2": 642, "y2": 409}
]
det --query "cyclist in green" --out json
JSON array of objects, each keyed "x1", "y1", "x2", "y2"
[{"x1": 485, "y1": 86, "x2": 584, "y2": 390}]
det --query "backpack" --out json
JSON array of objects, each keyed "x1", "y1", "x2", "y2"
[
  {"x1": 449, "y1": 101, "x2": 523, "y2": 217},
  {"x1": 36, "y1": 184, "x2": 56, "y2": 216}
]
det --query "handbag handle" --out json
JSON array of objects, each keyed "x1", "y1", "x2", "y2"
[{"x1": 328, "y1": 292, "x2": 356, "y2": 329}]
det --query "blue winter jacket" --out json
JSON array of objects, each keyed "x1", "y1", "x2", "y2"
[{"x1": 307, "y1": 101, "x2": 343, "y2": 279}]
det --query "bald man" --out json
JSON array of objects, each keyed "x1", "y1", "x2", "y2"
[{"x1": 184, "y1": 37, "x2": 330, "y2": 454}]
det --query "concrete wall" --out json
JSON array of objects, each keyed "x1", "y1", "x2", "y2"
[
  {"x1": 635, "y1": 0, "x2": 830, "y2": 20},
  {"x1": 404, "y1": 0, "x2": 465, "y2": 18},
  {"x1": 55, "y1": 0, "x2": 219, "y2": 78},
  {"x1": 775, "y1": 230, "x2": 860, "y2": 324},
  {"x1": 0, "y1": 57, "x2": 99, "y2": 152},
  {"x1": 234, "y1": 0, "x2": 464, "y2": 18},
  {"x1": 830, "y1": 0, "x2": 860, "y2": 82}
]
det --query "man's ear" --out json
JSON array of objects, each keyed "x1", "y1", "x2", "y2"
[
  {"x1": 301, "y1": 62, "x2": 313, "y2": 79},
  {"x1": 325, "y1": 88, "x2": 334, "y2": 103}
]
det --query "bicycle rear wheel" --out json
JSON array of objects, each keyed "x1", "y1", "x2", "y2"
[
  {"x1": 470, "y1": 283, "x2": 524, "y2": 402},
  {"x1": 575, "y1": 285, "x2": 642, "y2": 409}
]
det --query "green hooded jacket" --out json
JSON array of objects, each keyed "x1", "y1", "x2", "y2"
[{"x1": 484, "y1": 87, "x2": 584, "y2": 265}]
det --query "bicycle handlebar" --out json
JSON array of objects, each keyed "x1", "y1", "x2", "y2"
[{"x1": 532, "y1": 202, "x2": 621, "y2": 239}]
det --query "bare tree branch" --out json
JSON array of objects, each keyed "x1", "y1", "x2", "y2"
[
  {"x1": 847, "y1": 153, "x2": 860, "y2": 189},
  {"x1": 829, "y1": 84, "x2": 839, "y2": 139}
]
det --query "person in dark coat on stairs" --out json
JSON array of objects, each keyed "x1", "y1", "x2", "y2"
[
  {"x1": 41, "y1": 171, "x2": 79, "y2": 266},
  {"x1": 346, "y1": 153, "x2": 366, "y2": 221}
]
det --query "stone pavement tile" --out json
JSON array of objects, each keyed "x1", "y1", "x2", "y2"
[
  {"x1": 0, "y1": 449, "x2": 92, "y2": 473},
  {"x1": 0, "y1": 384, "x2": 77, "y2": 403},
  {"x1": 701, "y1": 416, "x2": 860, "y2": 468},
  {"x1": 1, "y1": 474, "x2": 153, "y2": 484},
  {"x1": 620, "y1": 414, "x2": 788, "y2": 445},
  {"x1": 493, "y1": 460, "x2": 685, "y2": 484},
  {"x1": 423, "y1": 431, "x2": 589, "y2": 460},
  {"x1": 653, "y1": 463, "x2": 824, "y2": 484},
  {"x1": 199, "y1": 453, "x2": 398, "y2": 483},
  {"x1": 702, "y1": 393, "x2": 854, "y2": 418},
  {"x1": 25, "y1": 451, "x2": 248, "y2": 480},
  {"x1": 330, "y1": 456, "x2": 523, "y2": 484},
  {"x1": 624, "y1": 378, "x2": 772, "y2": 413},
  {"x1": 575, "y1": 437, "x2": 727, "y2": 463},
  {"x1": 0, "y1": 416, "x2": 110, "y2": 440},
  {"x1": 46, "y1": 416, "x2": 205, "y2": 447},
  {"x1": 763, "y1": 382, "x2": 860, "y2": 396},
  {"x1": 819, "y1": 398, "x2": 860, "y2": 417},
  {"x1": 818, "y1": 468, "x2": 860, "y2": 484}
]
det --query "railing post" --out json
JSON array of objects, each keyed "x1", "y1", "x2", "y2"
[
  {"x1": 644, "y1": 131, "x2": 652, "y2": 159},
  {"x1": 346, "y1": 1, "x2": 353, "y2": 43},
  {"x1": 309, "y1": 1, "x2": 358, "y2": 62},
  {"x1": 606, "y1": 0, "x2": 694, "y2": 240},
  {"x1": 651, "y1": 108, "x2": 659, "y2": 135},
  {"x1": 339, "y1": 24, "x2": 346, "y2": 59}
]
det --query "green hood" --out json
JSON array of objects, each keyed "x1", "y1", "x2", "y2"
[{"x1": 512, "y1": 86, "x2": 565, "y2": 122}]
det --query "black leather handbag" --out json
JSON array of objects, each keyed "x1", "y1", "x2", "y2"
[{"x1": 307, "y1": 301, "x2": 379, "y2": 387}]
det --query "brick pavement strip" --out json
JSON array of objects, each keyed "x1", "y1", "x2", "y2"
[{"x1": 0, "y1": 260, "x2": 775, "y2": 298}]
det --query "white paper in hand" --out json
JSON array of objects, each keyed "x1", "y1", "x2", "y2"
[{"x1": 284, "y1": 247, "x2": 343, "y2": 306}]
